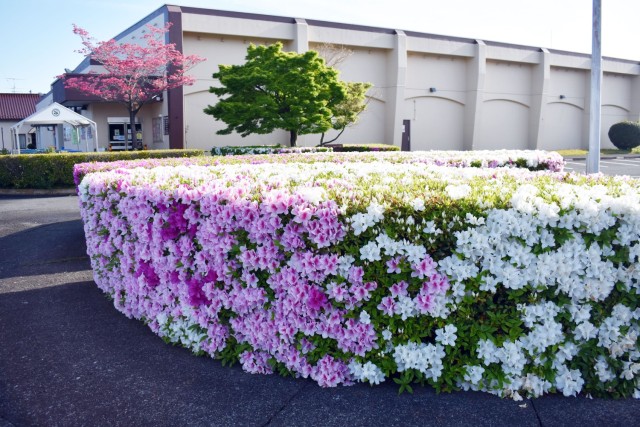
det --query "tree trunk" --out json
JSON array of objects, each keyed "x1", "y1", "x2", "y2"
[
  {"x1": 317, "y1": 127, "x2": 346, "y2": 146},
  {"x1": 289, "y1": 130, "x2": 298, "y2": 147},
  {"x1": 129, "y1": 109, "x2": 139, "y2": 150}
]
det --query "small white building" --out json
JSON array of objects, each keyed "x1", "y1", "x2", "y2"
[
  {"x1": 43, "y1": 4, "x2": 640, "y2": 151},
  {"x1": 0, "y1": 93, "x2": 40, "y2": 151}
]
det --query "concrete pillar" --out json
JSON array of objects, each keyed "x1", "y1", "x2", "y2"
[
  {"x1": 463, "y1": 40, "x2": 486, "y2": 150},
  {"x1": 631, "y1": 75, "x2": 640, "y2": 121},
  {"x1": 582, "y1": 71, "x2": 593, "y2": 150},
  {"x1": 530, "y1": 48, "x2": 550, "y2": 149},
  {"x1": 387, "y1": 30, "x2": 407, "y2": 147},
  {"x1": 294, "y1": 19, "x2": 309, "y2": 53}
]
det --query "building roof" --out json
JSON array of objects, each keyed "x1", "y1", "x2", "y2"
[{"x1": 0, "y1": 93, "x2": 40, "y2": 121}]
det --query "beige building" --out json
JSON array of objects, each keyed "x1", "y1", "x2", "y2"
[{"x1": 43, "y1": 4, "x2": 640, "y2": 152}]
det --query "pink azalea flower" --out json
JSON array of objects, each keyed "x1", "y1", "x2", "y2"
[
  {"x1": 386, "y1": 257, "x2": 402, "y2": 274},
  {"x1": 390, "y1": 281, "x2": 409, "y2": 298},
  {"x1": 415, "y1": 293, "x2": 433, "y2": 314},
  {"x1": 311, "y1": 355, "x2": 352, "y2": 387},
  {"x1": 411, "y1": 256, "x2": 438, "y2": 280},
  {"x1": 377, "y1": 296, "x2": 396, "y2": 316},
  {"x1": 348, "y1": 266, "x2": 364, "y2": 286},
  {"x1": 306, "y1": 286, "x2": 328, "y2": 311}
]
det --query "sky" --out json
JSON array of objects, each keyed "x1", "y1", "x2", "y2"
[{"x1": 1, "y1": 0, "x2": 639, "y2": 94}]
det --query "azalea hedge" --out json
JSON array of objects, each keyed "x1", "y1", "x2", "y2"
[
  {"x1": 78, "y1": 157, "x2": 639, "y2": 400},
  {"x1": 73, "y1": 150, "x2": 566, "y2": 187}
]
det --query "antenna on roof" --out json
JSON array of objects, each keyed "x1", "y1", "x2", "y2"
[{"x1": 4, "y1": 77, "x2": 25, "y2": 93}]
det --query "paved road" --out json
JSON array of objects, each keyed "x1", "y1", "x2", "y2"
[
  {"x1": 1, "y1": 196, "x2": 639, "y2": 426},
  {"x1": 563, "y1": 156, "x2": 640, "y2": 177}
]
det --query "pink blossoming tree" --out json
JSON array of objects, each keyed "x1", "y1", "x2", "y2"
[{"x1": 63, "y1": 23, "x2": 204, "y2": 150}]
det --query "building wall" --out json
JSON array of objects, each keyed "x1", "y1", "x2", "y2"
[
  {"x1": 183, "y1": 32, "x2": 289, "y2": 148},
  {"x1": 477, "y1": 60, "x2": 533, "y2": 150},
  {"x1": 0, "y1": 120, "x2": 19, "y2": 150},
  {"x1": 84, "y1": 102, "x2": 164, "y2": 151},
  {"x1": 601, "y1": 73, "x2": 634, "y2": 149},
  {"x1": 52, "y1": 6, "x2": 640, "y2": 152},
  {"x1": 404, "y1": 53, "x2": 467, "y2": 150},
  {"x1": 539, "y1": 67, "x2": 587, "y2": 150},
  {"x1": 176, "y1": 8, "x2": 640, "y2": 152},
  {"x1": 302, "y1": 44, "x2": 389, "y2": 146}
]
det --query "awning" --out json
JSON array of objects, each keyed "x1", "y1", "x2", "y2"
[{"x1": 10, "y1": 102, "x2": 99, "y2": 153}]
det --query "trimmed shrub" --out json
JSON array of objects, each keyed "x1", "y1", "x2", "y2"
[
  {"x1": 73, "y1": 150, "x2": 566, "y2": 188},
  {"x1": 77, "y1": 158, "x2": 637, "y2": 399},
  {"x1": 608, "y1": 121, "x2": 640, "y2": 150},
  {"x1": 211, "y1": 145, "x2": 332, "y2": 156},
  {"x1": 325, "y1": 143, "x2": 399, "y2": 152},
  {"x1": 0, "y1": 149, "x2": 204, "y2": 189}
]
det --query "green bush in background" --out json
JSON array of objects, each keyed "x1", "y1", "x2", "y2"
[
  {"x1": 325, "y1": 143, "x2": 399, "y2": 152},
  {"x1": 608, "y1": 121, "x2": 640, "y2": 151},
  {"x1": 0, "y1": 149, "x2": 205, "y2": 189},
  {"x1": 211, "y1": 145, "x2": 332, "y2": 156}
]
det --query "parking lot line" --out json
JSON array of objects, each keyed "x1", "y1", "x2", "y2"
[{"x1": 600, "y1": 159, "x2": 640, "y2": 166}]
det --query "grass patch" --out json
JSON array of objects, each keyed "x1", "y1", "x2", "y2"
[{"x1": 555, "y1": 147, "x2": 640, "y2": 157}]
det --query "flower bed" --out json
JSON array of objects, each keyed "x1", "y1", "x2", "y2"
[
  {"x1": 73, "y1": 150, "x2": 565, "y2": 188},
  {"x1": 78, "y1": 159, "x2": 639, "y2": 399}
]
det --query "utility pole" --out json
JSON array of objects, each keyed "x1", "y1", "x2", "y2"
[{"x1": 587, "y1": 0, "x2": 602, "y2": 174}]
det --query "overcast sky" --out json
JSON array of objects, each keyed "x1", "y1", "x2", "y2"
[{"x1": 1, "y1": 0, "x2": 638, "y2": 94}]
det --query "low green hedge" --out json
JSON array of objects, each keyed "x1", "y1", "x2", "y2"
[
  {"x1": 211, "y1": 145, "x2": 332, "y2": 156},
  {"x1": 325, "y1": 143, "x2": 399, "y2": 152},
  {"x1": 0, "y1": 149, "x2": 205, "y2": 189}
]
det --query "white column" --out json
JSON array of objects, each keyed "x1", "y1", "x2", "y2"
[
  {"x1": 294, "y1": 18, "x2": 309, "y2": 53},
  {"x1": 530, "y1": 48, "x2": 550, "y2": 149},
  {"x1": 387, "y1": 30, "x2": 407, "y2": 147},
  {"x1": 464, "y1": 40, "x2": 486, "y2": 150},
  {"x1": 630, "y1": 75, "x2": 640, "y2": 121}
]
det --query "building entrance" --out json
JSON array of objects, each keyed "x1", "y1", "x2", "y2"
[{"x1": 108, "y1": 119, "x2": 142, "y2": 150}]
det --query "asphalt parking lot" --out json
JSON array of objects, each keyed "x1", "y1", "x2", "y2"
[
  {"x1": 563, "y1": 156, "x2": 640, "y2": 177},
  {"x1": 2, "y1": 158, "x2": 640, "y2": 425}
]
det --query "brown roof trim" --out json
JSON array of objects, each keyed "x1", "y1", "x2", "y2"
[
  {"x1": 484, "y1": 40, "x2": 542, "y2": 52},
  {"x1": 549, "y1": 48, "x2": 640, "y2": 65},
  {"x1": 167, "y1": 6, "x2": 185, "y2": 150},
  {"x1": 179, "y1": 6, "x2": 296, "y2": 24},
  {"x1": 602, "y1": 56, "x2": 640, "y2": 65},
  {"x1": 306, "y1": 19, "x2": 396, "y2": 35},
  {"x1": 404, "y1": 30, "x2": 476, "y2": 45},
  {"x1": 548, "y1": 48, "x2": 591, "y2": 59}
]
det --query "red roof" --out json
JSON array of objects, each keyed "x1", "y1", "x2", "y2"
[{"x1": 0, "y1": 93, "x2": 41, "y2": 121}]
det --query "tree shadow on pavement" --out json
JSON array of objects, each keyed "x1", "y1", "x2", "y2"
[
  {"x1": 1, "y1": 278, "x2": 639, "y2": 426},
  {"x1": 0, "y1": 219, "x2": 90, "y2": 280},
  {"x1": 0, "y1": 280, "x2": 307, "y2": 426}
]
